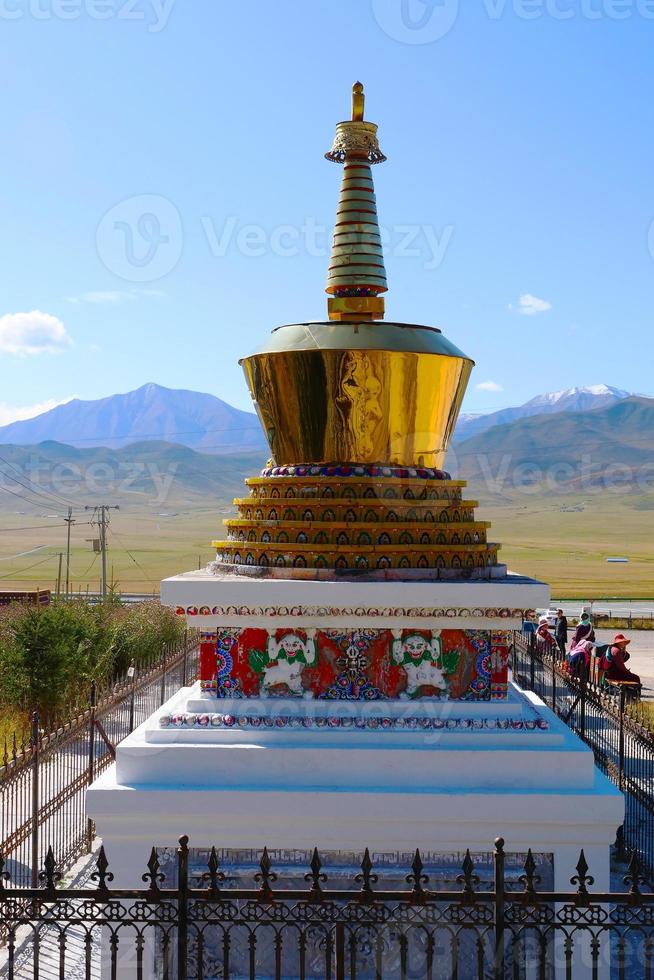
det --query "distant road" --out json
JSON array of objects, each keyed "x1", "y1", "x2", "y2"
[{"x1": 552, "y1": 600, "x2": 654, "y2": 618}]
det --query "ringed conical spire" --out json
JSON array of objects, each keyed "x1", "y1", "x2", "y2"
[{"x1": 325, "y1": 83, "x2": 387, "y2": 322}]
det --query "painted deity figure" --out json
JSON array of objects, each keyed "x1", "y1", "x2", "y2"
[
  {"x1": 392, "y1": 629, "x2": 447, "y2": 699},
  {"x1": 261, "y1": 628, "x2": 316, "y2": 697}
]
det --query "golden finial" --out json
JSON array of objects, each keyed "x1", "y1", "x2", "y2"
[
  {"x1": 352, "y1": 81, "x2": 365, "y2": 122},
  {"x1": 324, "y1": 82, "x2": 386, "y2": 165}
]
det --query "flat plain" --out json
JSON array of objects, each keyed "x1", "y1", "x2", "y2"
[{"x1": 1, "y1": 481, "x2": 652, "y2": 599}]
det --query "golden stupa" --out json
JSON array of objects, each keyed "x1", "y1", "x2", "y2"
[{"x1": 213, "y1": 84, "x2": 501, "y2": 578}]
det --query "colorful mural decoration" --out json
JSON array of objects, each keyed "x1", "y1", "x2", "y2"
[{"x1": 199, "y1": 627, "x2": 511, "y2": 701}]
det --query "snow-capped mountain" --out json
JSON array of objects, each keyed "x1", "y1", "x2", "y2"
[{"x1": 454, "y1": 385, "x2": 632, "y2": 442}]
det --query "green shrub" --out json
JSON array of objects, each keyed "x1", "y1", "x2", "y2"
[{"x1": 0, "y1": 599, "x2": 185, "y2": 719}]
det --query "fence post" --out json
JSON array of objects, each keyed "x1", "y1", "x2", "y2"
[
  {"x1": 618, "y1": 686, "x2": 626, "y2": 792},
  {"x1": 177, "y1": 835, "x2": 189, "y2": 980},
  {"x1": 493, "y1": 837, "x2": 505, "y2": 980},
  {"x1": 182, "y1": 630, "x2": 188, "y2": 688},
  {"x1": 580, "y1": 660, "x2": 587, "y2": 742},
  {"x1": 87, "y1": 680, "x2": 97, "y2": 852},
  {"x1": 551, "y1": 653, "x2": 557, "y2": 715},
  {"x1": 160, "y1": 645, "x2": 167, "y2": 706},
  {"x1": 335, "y1": 923, "x2": 345, "y2": 980},
  {"x1": 128, "y1": 659, "x2": 137, "y2": 733},
  {"x1": 30, "y1": 710, "x2": 40, "y2": 888},
  {"x1": 529, "y1": 632, "x2": 535, "y2": 690}
]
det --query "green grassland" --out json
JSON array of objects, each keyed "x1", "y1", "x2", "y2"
[{"x1": 477, "y1": 490, "x2": 654, "y2": 597}]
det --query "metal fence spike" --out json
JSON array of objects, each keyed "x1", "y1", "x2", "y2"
[
  {"x1": 39, "y1": 845, "x2": 61, "y2": 893},
  {"x1": 624, "y1": 850, "x2": 647, "y2": 899},
  {"x1": 255, "y1": 847, "x2": 277, "y2": 902},
  {"x1": 142, "y1": 846, "x2": 165, "y2": 894},
  {"x1": 355, "y1": 847, "x2": 378, "y2": 903},
  {"x1": 304, "y1": 847, "x2": 327, "y2": 901},
  {"x1": 202, "y1": 846, "x2": 225, "y2": 895},
  {"x1": 571, "y1": 849, "x2": 594, "y2": 898},
  {"x1": 406, "y1": 847, "x2": 429, "y2": 902},
  {"x1": 518, "y1": 848, "x2": 541, "y2": 903},
  {"x1": 90, "y1": 845, "x2": 114, "y2": 893},
  {"x1": 457, "y1": 849, "x2": 480, "y2": 902}
]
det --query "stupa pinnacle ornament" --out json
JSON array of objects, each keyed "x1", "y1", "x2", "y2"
[
  {"x1": 239, "y1": 82, "x2": 473, "y2": 472},
  {"x1": 211, "y1": 83, "x2": 503, "y2": 578},
  {"x1": 325, "y1": 82, "x2": 388, "y2": 322}
]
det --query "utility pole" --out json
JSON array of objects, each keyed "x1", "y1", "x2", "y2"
[
  {"x1": 55, "y1": 552, "x2": 63, "y2": 598},
  {"x1": 64, "y1": 507, "x2": 74, "y2": 599},
  {"x1": 85, "y1": 504, "x2": 119, "y2": 599}
]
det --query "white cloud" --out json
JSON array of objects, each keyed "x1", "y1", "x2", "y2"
[
  {"x1": 475, "y1": 381, "x2": 504, "y2": 392},
  {"x1": 509, "y1": 293, "x2": 552, "y2": 316},
  {"x1": 0, "y1": 310, "x2": 72, "y2": 355},
  {"x1": 0, "y1": 395, "x2": 77, "y2": 427},
  {"x1": 66, "y1": 289, "x2": 167, "y2": 305}
]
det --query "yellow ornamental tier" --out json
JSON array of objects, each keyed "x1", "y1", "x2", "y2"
[{"x1": 211, "y1": 468, "x2": 503, "y2": 580}]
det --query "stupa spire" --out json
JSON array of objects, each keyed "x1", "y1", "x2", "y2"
[{"x1": 325, "y1": 82, "x2": 387, "y2": 322}]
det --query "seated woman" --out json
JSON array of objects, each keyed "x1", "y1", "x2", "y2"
[
  {"x1": 601, "y1": 633, "x2": 641, "y2": 694},
  {"x1": 569, "y1": 613, "x2": 595, "y2": 649},
  {"x1": 567, "y1": 638, "x2": 593, "y2": 677}
]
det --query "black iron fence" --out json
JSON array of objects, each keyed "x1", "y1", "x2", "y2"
[
  {"x1": 0, "y1": 632, "x2": 198, "y2": 889},
  {"x1": 1, "y1": 835, "x2": 653, "y2": 979},
  {"x1": 513, "y1": 631, "x2": 654, "y2": 880}
]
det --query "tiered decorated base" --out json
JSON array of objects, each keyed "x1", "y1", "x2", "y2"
[{"x1": 213, "y1": 465, "x2": 502, "y2": 575}]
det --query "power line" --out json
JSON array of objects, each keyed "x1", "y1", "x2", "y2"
[
  {"x1": 0, "y1": 468, "x2": 72, "y2": 507},
  {"x1": 0, "y1": 553, "x2": 57, "y2": 580},
  {"x1": 108, "y1": 526, "x2": 157, "y2": 589},
  {"x1": 0, "y1": 451, "x2": 75, "y2": 507},
  {"x1": 76, "y1": 551, "x2": 99, "y2": 582},
  {"x1": 0, "y1": 522, "x2": 92, "y2": 532}
]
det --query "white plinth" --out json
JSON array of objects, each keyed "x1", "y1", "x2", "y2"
[
  {"x1": 88, "y1": 678, "x2": 622, "y2": 867},
  {"x1": 161, "y1": 568, "x2": 549, "y2": 630}
]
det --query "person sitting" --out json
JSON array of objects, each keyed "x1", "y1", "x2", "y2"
[
  {"x1": 601, "y1": 633, "x2": 641, "y2": 695},
  {"x1": 536, "y1": 616, "x2": 556, "y2": 650},
  {"x1": 570, "y1": 612, "x2": 595, "y2": 648},
  {"x1": 567, "y1": 638, "x2": 593, "y2": 677}
]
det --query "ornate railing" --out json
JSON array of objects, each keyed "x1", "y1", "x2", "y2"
[
  {"x1": 1, "y1": 836, "x2": 653, "y2": 979},
  {"x1": 0, "y1": 631, "x2": 198, "y2": 889},
  {"x1": 513, "y1": 631, "x2": 654, "y2": 879}
]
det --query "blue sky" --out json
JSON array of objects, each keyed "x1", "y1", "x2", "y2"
[{"x1": 1, "y1": 0, "x2": 653, "y2": 425}]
